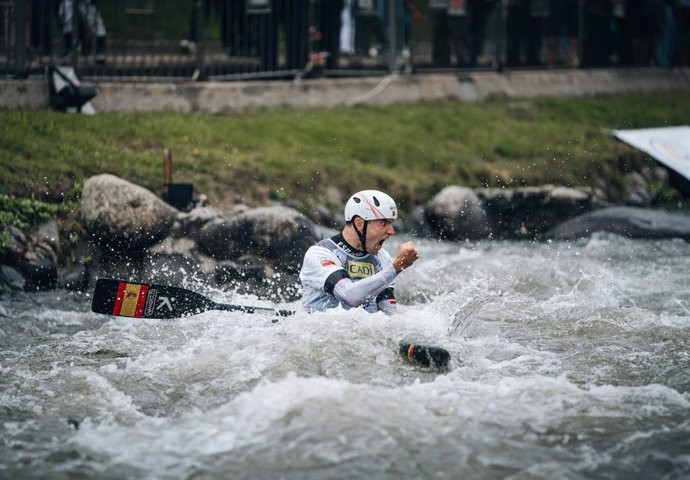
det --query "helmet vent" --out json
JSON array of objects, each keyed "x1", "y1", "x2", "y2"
[
  {"x1": 373, "y1": 196, "x2": 380, "y2": 207},
  {"x1": 353, "y1": 197, "x2": 361, "y2": 203}
]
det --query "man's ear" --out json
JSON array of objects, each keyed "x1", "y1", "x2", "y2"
[{"x1": 353, "y1": 217, "x2": 365, "y2": 230}]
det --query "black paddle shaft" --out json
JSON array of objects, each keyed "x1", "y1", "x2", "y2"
[{"x1": 91, "y1": 278, "x2": 294, "y2": 319}]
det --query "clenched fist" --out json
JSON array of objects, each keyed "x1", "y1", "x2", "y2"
[{"x1": 392, "y1": 241, "x2": 419, "y2": 273}]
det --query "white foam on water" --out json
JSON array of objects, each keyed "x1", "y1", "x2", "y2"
[
  {"x1": 67, "y1": 366, "x2": 690, "y2": 478},
  {"x1": 2, "y1": 235, "x2": 690, "y2": 478}
]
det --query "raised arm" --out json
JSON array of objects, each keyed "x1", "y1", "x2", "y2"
[{"x1": 332, "y1": 242, "x2": 419, "y2": 308}]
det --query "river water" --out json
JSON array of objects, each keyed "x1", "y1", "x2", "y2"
[{"x1": 1, "y1": 234, "x2": 689, "y2": 479}]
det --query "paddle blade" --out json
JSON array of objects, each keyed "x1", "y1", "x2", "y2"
[{"x1": 92, "y1": 278, "x2": 214, "y2": 319}]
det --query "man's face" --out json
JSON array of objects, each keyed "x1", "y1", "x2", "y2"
[{"x1": 360, "y1": 218, "x2": 395, "y2": 254}]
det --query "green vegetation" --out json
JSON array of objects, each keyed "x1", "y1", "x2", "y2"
[
  {"x1": 0, "y1": 195, "x2": 62, "y2": 229},
  {"x1": 1, "y1": 93, "x2": 689, "y2": 215}
]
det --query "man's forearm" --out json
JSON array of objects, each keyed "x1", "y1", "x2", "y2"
[{"x1": 332, "y1": 265, "x2": 397, "y2": 307}]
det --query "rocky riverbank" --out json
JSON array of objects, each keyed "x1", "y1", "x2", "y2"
[{"x1": 2, "y1": 173, "x2": 690, "y2": 300}]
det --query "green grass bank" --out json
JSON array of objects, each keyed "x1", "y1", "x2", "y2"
[{"x1": 2, "y1": 92, "x2": 690, "y2": 217}]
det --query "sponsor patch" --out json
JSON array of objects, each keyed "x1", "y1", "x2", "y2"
[
  {"x1": 347, "y1": 260, "x2": 375, "y2": 278},
  {"x1": 334, "y1": 237, "x2": 366, "y2": 257},
  {"x1": 319, "y1": 256, "x2": 336, "y2": 267}
]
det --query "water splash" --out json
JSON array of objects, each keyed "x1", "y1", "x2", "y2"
[{"x1": 1, "y1": 235, "x2": 689, "y2": 479}]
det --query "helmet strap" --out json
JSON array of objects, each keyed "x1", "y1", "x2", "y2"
[{"x1": 353, "y1": 218, "x2": 369, "y2": 254}]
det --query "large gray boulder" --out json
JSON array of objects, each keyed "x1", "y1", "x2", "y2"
[
  {"x1": 171, "y1": 205, "x2": 226, "y2": 239},
  {"x1": 0, "y1": 265, "x2": 25, "y2": 292},
  {"x1": 550, "y1": 207, "x2": 690, "y2": 240},
  {"x1": 477, "y1": 185, "x2": 601, "y2": 239},
  {"x1": 142, "y1": 252, "x2": 205, "y2": 287},
  {"x1": 194, "y1": 215, "x2": 244, "y2": 261},
  {"x1": 28, "y1": 220, "x2": 60, "y2": 252},
  {"x1": 0, "y1": 225, "x2": 59, "y2": 291},
  {"x1": 406, "y1": 205, "x2": 433, "y2": 238},
  {"x1": 197, "y1": 205, "x2": 318, "y2": 273},
  {"x1": 0, "y1": 226, "x2": 27, "y2": 264},
  {"x1": 81, "y1": 174, "x2": 178, "y2": 253},
  {"x1": 21, "y1": 242, "x2": 58, "y2": 291},
  {"x1": 425, "y1": 186, "x2": 491, "y2": 240}
]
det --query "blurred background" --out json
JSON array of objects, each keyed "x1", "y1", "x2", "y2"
[{"x1": 3, "y1": 0, "x2": 689, "y2": 81}]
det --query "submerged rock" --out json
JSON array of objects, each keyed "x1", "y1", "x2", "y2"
[
  {"x1": 143, "y1": 251, "x2": 204, "y2": 286},
  {"x1": 0, "y1": 265, "x2": 25, "y2": 292},
  {"x1": 172, "y1": 205, "x2": 226, "y2": 240},
  {"x1": 195, "y1": 215, "x2": 245, "y2": 261},
  {"x1": 550, "y1": 207, "x2": 690, "y2": 240},
  {"x1": 1, "y1": 225, "x2": 60, "y2": 291},
  {"x1": 0, "y1": 226, "x2": 27, "y2": 264},
  {"x1": 28, "y1": 220, "x2": 60, "y2": 252},
  {"x1": 477, "y1": 185, "x2": 601, "y2": 240},
  {"x1": 425, "y1": 186, "x2": 491, "y2": 240},
  {"x1": 60, "y1": 264, "x2": 90, "y2": 291},
  {"x1": 21, "y1": 243, "x2": 58, "y2": 291},
  {"x1": 197, "y1": 205, "x2": 318, "y2": 273},
  {"x1": 406, "y1": 205, "x2": 433, "y2": 238},
  {"x1": 214, "y1": 260, "x2": 266, "y2": 284}
]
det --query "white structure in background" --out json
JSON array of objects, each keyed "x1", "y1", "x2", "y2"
[{"x1": 613, "y1": 126, "x2": 690, "y2": 182}]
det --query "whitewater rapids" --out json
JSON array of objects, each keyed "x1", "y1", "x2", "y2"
[{"x1": 1, "y1": 234, "x2": 689, "y2": 479}]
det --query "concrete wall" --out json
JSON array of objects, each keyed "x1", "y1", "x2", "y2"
[{"x1": 2, "y1": 68, "x2": 689, "y2": 113}]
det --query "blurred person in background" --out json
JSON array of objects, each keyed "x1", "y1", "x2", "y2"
[
  {"x1": 581, "y1": 0, "x2": 613, "y2": 66},
  {"x1": 545, "y1": 0, "x2": 579, "y2": 67},
  {"x1": 652, "y1": 0, "x2": 677, "y2": 66},
  {"x1": 58, "y1": 0, "x2": 107, "y2": 64},
  {"x1": 469, "y1": 0, "x2": 494, "y2": 67},
  {"x1": 505, "y1": 0, "x2": 547, "y2": 67},
  {"x1": 430, "y1": 0, "x2": 472, "y2": 67}
]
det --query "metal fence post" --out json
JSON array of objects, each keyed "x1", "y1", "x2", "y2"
[
  {"x1": 495, "y1": 0, "x2": 507, "y2": 71},
  {"x1": 14, "y1": 0, "x2": 27, "y2": 78},
  {"x1": 194, "y1": 0, "x2": 206, "y2": 80},
  {"x1": 387, "y1": 0, "x2": 398, "y2": 72},
  {"x1": 577, "y1": 0, "x2": 584, "y2": 68},
  {"x1": 70, "y1": 0, "x2": 79, "y2": 68}
]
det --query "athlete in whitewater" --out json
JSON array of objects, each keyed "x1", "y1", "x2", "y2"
[{"x1": 299, "y1": 190, "x2": 419, "y2": 314}]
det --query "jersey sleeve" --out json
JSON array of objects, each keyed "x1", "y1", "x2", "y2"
[
  {"x1": 332, "y1": 265, "x2": 397, "y2": 308},
  {"x1": 378, "y1": 248, "x2": 396, "y2": 287},
  {"x1": 299, "y1": 245, "x2": 347, "y2": 292},
  {"x1": 376, "y1": 248, "x2": 397, "y2": 314},
  {"x1": 330, "y1": 247, "x2": 398, "y2": 309}
]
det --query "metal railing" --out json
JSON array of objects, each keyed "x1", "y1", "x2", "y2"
[{"x1": 3, "y1": 0, "x2": 689, "y2": 82}]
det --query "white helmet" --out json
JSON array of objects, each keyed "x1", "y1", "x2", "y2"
[{"x1": 344, "y1": 190, "x2": 398, "y2": 222}]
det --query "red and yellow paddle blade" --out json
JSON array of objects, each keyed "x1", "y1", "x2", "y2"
[
  {"x1": 112, "y1": 281, "x2": 149, "y2": 317},
  {"x1": 91, "y1": 278, "x2": 210, "y2": 319}
]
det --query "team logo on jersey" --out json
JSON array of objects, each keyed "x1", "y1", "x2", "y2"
[
  {"x1": 347, "y1": 260, "x2": 375, "y2": 278},
  {"x1": 334, "y1": 239, "x2": 367, "y2": 258},
  {"x1": 319, "y1": 257, "x2": 336, "y2": 267}
]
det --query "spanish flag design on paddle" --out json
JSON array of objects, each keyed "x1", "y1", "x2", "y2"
[{"x1": 113, "y1": 281, "x2": 149, "y2": 317}]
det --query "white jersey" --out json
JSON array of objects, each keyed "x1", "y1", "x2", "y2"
[{"x1": 299, "y1": 234, "x2": 397, "y2": 313}]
